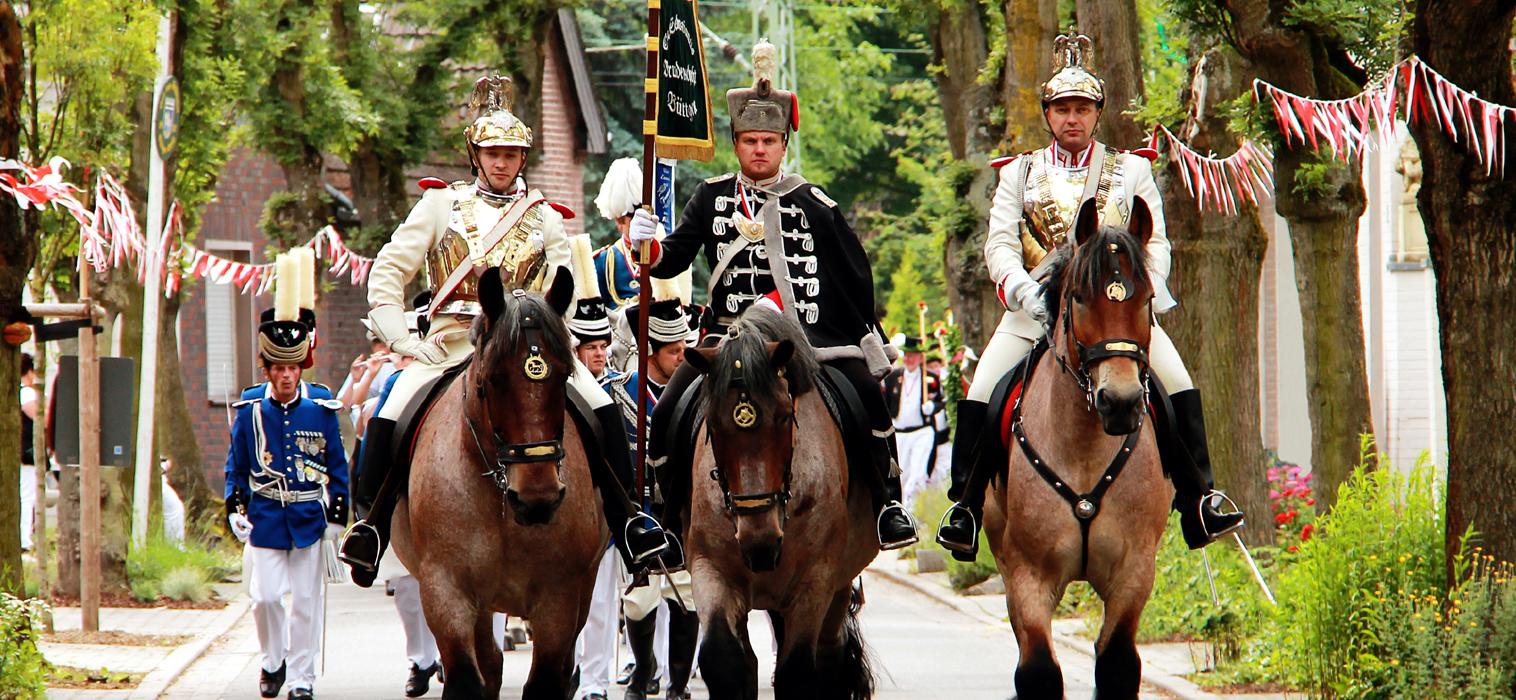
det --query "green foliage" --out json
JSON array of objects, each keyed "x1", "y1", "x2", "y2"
[
  {"x1": 1283, "y1": 0, "x2": 1410, "y2": 76},
  {"x1": 1126, "y1": 0, "x2": 1190, "y2": 129},
  {"x1": 126, "y1": 536, "x2": 237, "y2": 603},
  {"x1": 0, "y1": 594, "x2": 49, "y2": 699},
  {"x1": 1289, "y1": 157, "x2": 1340, "y2": 199},
  {"x1": 173, "y1": 0, "x2": 254, "y2": 240}
]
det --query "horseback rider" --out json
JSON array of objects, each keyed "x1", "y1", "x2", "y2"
[
  {"x1": 224, "y1": 255, "x2": 348, "y2": 700},
  {"x1": 935, "y1": 29, "x2": 1245, "y2": 559},
  {"x1": 339, "y1": 76, "x2": 672, "y2": 586},
  {"x1": 627, "y1": 41, "x2": 919, "y2": 552}
]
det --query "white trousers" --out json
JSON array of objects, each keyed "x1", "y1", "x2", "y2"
[
  {"x1": 392, "y1": 575, "x2": 439, "y2": 670},
  {"x1": 248, "y1": 544, "x2": 324, "y2": 690},
  {"x1": 19, "y1": 465, "x2": 35, "y2": 550},
  {"x1": 895, "y1": 427, "x2": 936, "y2": 509},
  {"x1": 573, "y1": 548, "x2": 624, "y2": 698},
  {"x1": 379, "y1": 315, "x2": 610, "y2": 422},
  {"x1": 967, "y1": 310, "x2": 1194, "y2": 403}
]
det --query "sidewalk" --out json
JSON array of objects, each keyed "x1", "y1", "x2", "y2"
[
  {"x1": 43, "y1": 585, "x2": 250, "y2": 700},
  {"x1": 865, "y1": 552, "x2": 1292, "y2": 700}
]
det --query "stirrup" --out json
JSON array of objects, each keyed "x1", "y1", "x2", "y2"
[
  {"x1": 624, "y1": 512, "x2": 672, "y2": 564},
  {"x1": 934, "y1": 502, "x2": 979, "y2": 553},
  {"x1": 1199, "y1": 490, "x2": 1245, "y2": 540},
  {"x1": 338, "y1": 521, "x2": 381, "y2": 571},
  {"x1": 877, "y1": 500, "x2": 919, "y2": 551}
]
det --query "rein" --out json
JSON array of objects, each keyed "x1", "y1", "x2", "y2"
[{"x1": 465, "y1": 295, "x2": 566, "y2": 492}]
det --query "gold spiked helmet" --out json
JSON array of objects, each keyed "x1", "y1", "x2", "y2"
[
  {"x1": 464, "y1": 76, "x2": 533, "y2": 171},
  {"x1": 1041, "y1": 29, "x2": 1104, "y2": 106}
]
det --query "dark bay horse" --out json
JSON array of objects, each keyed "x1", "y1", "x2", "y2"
[
  {"x1": 983, "y1": 198, "x2": 1172, "y2": 699},
  {"x1": 390, "y1": 268, "x2": 607, "y2": 699},
  {"x1": 681, "y1": 308, "x2": 877, "y2": 700}
]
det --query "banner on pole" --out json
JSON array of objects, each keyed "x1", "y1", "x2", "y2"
[
  {"x1": 655, "y1": 0, "x2": 715, "y2": 161},
  {"x1": 656, "y1": 158, "x2": 677, "y2": 236}
]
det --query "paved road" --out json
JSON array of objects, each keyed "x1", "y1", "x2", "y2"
[{"x1": 163, "y1": 568, "x2": 1098, "y2": 699}]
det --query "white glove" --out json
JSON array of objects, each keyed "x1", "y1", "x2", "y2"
[
  {"x1": 922, "y1": 401, "x2": 937, "y2": 416},
  {"x1": 628, "y1": 208, "x2": 661, "y2": 243},
  {"x1": 370, "y1": 305, "x2": 445, "y2": 364},
  {"x1": 324, "y1": 523, "x2": 345, "y2": 542},
  {"x1": 1015, "y1": 284, "x2": 1049, "y2": 324},
  {"x1": 228, "y1": 513, "x2": 253, "y2": 543}
]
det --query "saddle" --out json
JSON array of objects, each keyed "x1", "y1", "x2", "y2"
[
  {"x1": 660, "y1": 362, "x2": 878, "y2": 491},
  {"x1": 387, "y1": 359, "x2": 611, "y2": 481}
]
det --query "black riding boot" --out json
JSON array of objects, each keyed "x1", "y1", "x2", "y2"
[
  {"x1": 876, "y1": 454, "x2": 918, "y2": 550},
  {"x1": 624, "y1": 610, "x2": 661, "y2": 700},
  {"x1": 339, "y1": 418, "x2": 397, "y2": 588},
  {"x1": 591, "y1": 404, "x2": 675, "y2": 570},
  {"x1": 936, "y1": 400, "x2": 991, "y2": 561},
  {"x1": 1165, "y1": 389, "x2": 1245, "y2": 549},
  {"x1": 665, "y1": 604, "x2": 699, "y2": 700}
]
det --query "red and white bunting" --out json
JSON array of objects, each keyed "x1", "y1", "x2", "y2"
[{"x1": 1149, "y1": 126, "x2": 1275, "y2": 215}]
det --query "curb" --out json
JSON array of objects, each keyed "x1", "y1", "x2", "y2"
[
  {"x1": 127, "y1": 596, "x2": 252, "y2": 700},
  {"x1": 865, "y1": 559, "x2": 1221, "y2": 700}
]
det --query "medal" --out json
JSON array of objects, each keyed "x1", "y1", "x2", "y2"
[{"x1": 734, "y1": 214, "x2": 765, "y2": 242}]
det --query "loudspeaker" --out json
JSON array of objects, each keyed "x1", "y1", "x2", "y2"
[{"x1": 52, "y1": 355, "x2": 136, "y2": 467}]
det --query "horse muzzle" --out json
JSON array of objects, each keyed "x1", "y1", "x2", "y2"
[
  {"x1": 505, "y1": 482, "x2": 567, "y2": 525},
  {"x1": 735, "y1": 511, "x2": 785, "y2": 572},
  {"x1": 1094, "y1": 384, "x2": 1145, "y2": 436}
]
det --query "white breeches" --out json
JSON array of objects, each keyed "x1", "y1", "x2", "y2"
[
  {"x1": 966, "y1": 310, "x2": 1194, "y2": 403},
  {"x1": 623, "y1": 569, "x2": 694, "y2": 621},
  {"x1": 379, "y1": 314, "x2": 611, "y2": 422},
  {"x1": 19, "y1": 466, "x2": 35, "y2": 550},
  {"x1": 895, "y1": 427, "x2": 936, "y2": 509},
  {"x1": 248, "y1": 543, "x2": 324, "y2": 690},
  {"x1": 574, "y1": 547, "x2": 624, "y2": 698},
  {"x1": 391, "y1": 575, "x2": 439, "y2": 670}
]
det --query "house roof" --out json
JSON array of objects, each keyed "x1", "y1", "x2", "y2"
[{"x1": 557, "y1": 9, "x2": 607, "y2": 155}]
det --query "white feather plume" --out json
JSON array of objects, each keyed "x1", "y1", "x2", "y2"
[
  {"x1": 650, "y1": 274, "x2": 682, "y2": 303},
  {"x1": 751, "y1": 40, "x2": 777, "y2": 87},
  {"x1": 568, "y1": 234, "x2": 600, "y2": 300},
  {"x1": 274, "y1": 254, "x2": 298, "y2": 322},
  {"x1": 594, "y1": 158, "x2": 643, "y2": 221},
  {"x1": 294, "y1": 247, "x2": 315, "y2": 310}
]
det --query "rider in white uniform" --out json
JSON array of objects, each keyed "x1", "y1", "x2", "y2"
[
  {"x1": 340, "y1": 76, "x2": 672, "y2": 587},
  {"x1": 935, "y1": 29, "x2": 1245, "y2": 560}
]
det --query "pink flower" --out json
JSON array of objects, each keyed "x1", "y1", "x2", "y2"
[{"x1": 1269, "y1": 490, "x2": 1281, "y2": 499}]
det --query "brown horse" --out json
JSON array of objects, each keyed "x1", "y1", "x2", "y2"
[
  {"x1": 390, "y1": 268, "x2": 607, "y2": 700},
  {"x1": 982, "y1": 198, "x2": 1172, "y2": 699},
  {"x1": 680, "y1": 308, "x2": 877, "y2": 700}
]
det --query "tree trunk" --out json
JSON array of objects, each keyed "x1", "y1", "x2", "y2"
[
  {"x1": 1159, "y1": 47, "x2": 1271, "y2": 545},
  {"x1": 1073, "y1": 0, "x2": 1146, "y2": 148},
  {"x1": 1409, "y1": 0, "x2": 1516, "y2": 574},
  {"x1": 345, "y1": 143, "x2": 407, "y2": 235},
  {"x1": 1218, "y1": 4, "x2": 1374, "y2": 508},
  {"x1": 0, "y1": 0, "x2": 31, "y2": 597},
  {"x1": 156, "y1": 290, "x2": 216, "y2": 534}
]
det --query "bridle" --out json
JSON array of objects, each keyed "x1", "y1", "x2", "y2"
[
  {"x1": 707, "y1": 369, "x2": 799, "y2": 520},
  {"x1": 465, "y1": 293, "x2": 566, "y2": 492},
  {"x1": 1050, "y1": 264, "x2": 1153, "y2": 413}
]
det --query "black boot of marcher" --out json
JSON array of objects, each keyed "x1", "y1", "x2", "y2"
[
  {"x1": 936, "y1": 400, "x2": 990, "y2": 561},
  {"x1": 624, "y1": 610, "x2": 661, "y2": 700},
  {"x1": 665, "y1": 604, "x2": 699, "y2": 700}
]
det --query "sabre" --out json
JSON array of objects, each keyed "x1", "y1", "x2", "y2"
[{"x1": 1233, "y1": 532, "x2": 1277, "y2": 605}]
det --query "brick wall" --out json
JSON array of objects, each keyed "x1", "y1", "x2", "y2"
[{"x1": 181, "y1": 45, "x2": 589, "y2": 490}]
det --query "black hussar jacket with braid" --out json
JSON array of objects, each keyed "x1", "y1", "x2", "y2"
[{"x1": 650, "y1": 172, "x2": 882, "y2": 350}]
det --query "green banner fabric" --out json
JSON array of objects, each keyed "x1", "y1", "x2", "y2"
[{"x1": 656, "y1": 0, "x2": 714, "y2": 161}]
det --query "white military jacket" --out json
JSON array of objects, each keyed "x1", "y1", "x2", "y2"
[
  {"x1": 984, "y1": 141, "x2": 1175, "y2": 339},
  {"x1": 369, "y1": 177, "x2": 571, "y2": 320}
]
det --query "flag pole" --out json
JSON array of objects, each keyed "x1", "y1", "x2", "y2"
[{"x1": 635, "y1": 0, "x2": 660, "y2": 509}]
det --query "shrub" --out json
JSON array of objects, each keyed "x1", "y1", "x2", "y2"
[
  {"x1": 127, "y1": 535, "x2": 238, "y2": 603},
  {"x1": 0, "y1": 593, "x2": 49, "y2": 699}
]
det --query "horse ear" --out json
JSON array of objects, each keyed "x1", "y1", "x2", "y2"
[
  {"x1": 479, "y1": 267, "x2": 505, "y2": 321},
  {"x1": 545, "y1": 266, "x2": 575, "y2": 316},
  {"x1": 767, "y1": 340, "x2": 794, "y2": 371},
  {"x1": 1073, "y1": 197, "x2": 1101, "y2": 247},
  {"x1": 1127, "y1": 197, "x2": 1154, "y2": 246},
  {"x1": 683, "y1": 346, "x2": 718, "y2": 375}
]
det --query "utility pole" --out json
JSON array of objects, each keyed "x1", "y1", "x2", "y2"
[{"x1": 131, "y1": 13, "x2": 173, "y2": 549}]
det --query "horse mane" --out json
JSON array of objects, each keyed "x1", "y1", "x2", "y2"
[
  {"x1": 1042, "y1": 225, "x2": 1153, "y2": 327},
  {"x1": 469, "y1": 292, "x2": 575, "y2": 369},
  {"x1": 702, "y1": 307, "x2": 819, "y2": 414}
]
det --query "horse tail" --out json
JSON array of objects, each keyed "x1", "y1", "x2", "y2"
[{"x1": 840, "y1": 582, "x2": 875, "y2": 700}]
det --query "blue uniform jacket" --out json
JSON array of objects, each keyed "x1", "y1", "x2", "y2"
[
  {"x1": 593, "y1": 239, "x2": 641, "y2": 310},
  {"x1": 224, "y1": 382, "x2": 350, "y2": 550}
]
